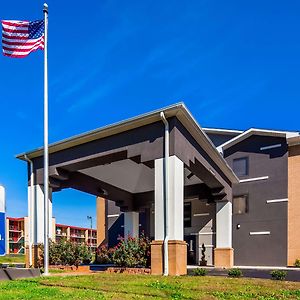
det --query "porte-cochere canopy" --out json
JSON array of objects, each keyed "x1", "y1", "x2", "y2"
[{"x1": 17, "y1": 103, "x2": 238, "y2": 275}]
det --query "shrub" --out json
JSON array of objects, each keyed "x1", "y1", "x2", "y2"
[
  {"x1": 94, "y1": 244, "x2": 114, "y2": 264},
  {"x1": 294, "y1": 259, "x2": 300, "y2": 268},
  {"x1": 193, "y1": 268, "x2": 207, "y2": 276},
  {"x1": 38, "y1": 239, "x2": 92, "y2": 267},
  {"x1": 228, "y1": 268, "x2": 242, "y2": 278},
  {"x1": 112, "y1": 233, "x2": 151, "y2": 268},
  {"x1": 270, "y1": 270, "x2": 287, "y2": 281},
  {"x1": 77, "y1": 242, "x2": 92, "y2": 265},
  {"x1": 200, "y1": 244, "x2": 207, "y2": 266}
]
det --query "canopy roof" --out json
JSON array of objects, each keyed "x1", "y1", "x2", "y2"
[{"x1": 16, "y1": 102, "x2": 239, "y2": 184}]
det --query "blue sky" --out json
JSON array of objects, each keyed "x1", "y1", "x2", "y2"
[{"x1": 1, "y1": 1, "x2": 300, "y2": 228}]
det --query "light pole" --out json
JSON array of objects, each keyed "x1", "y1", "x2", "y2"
[{"x1": 87, "y1": 216, "x2": 92, "y2": 253}]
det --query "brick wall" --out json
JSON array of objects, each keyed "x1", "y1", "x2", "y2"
[{"x1": 288, "y1": 144, "x2": 300, "y2": 265}]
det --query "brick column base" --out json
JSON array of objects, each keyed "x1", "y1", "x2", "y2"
[
  {"x1": 151, "y1": 240, "x2": 187, "y2": 276},
  {"x1": 25, "y1": 246, "x2": 30, "y2": 268},
  {"x1": 214, "y1": 247, "x2": 234, "y2": 268},
  {"x1": 25, "y1": 245, "x2": 41, "y2": 268}
]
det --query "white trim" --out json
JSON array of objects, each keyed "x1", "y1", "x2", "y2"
[
  {"x1": 260, "y1": 144, "x2": 282, "y2": 151},
  {"x1": 266, "y1": 198, "x2": 288, "y2": 204},
  {"x1": 198, "y1": 244, "x2": 214, "y2": 248},
  {"x1": 218, "y1": 128, "x2": 298, "y2": 151},
  {"x1": 239, "y1": 176, "x2": 269, "y2": 183},
  {"x1": 209, "y1": 168, "x2": 216, "y2": 176},
  {"x1": 249, "y1": 231, "x2": 270, "y2": 235},
  {"x1": 193, "y1": 213, "x2": 210, "y2": 217},
  {"x1": 203, "y1": 128, "x2": 243, "y2": 135},
  {"x1": 190, "y1": 232, "x2": 216, "y2": 236},
  {"x1": 107, "y1": 214, "x2": 119, "y2": 218}
]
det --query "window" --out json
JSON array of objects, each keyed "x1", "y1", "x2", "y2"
[
  {"x1": 233, "y1": 157, "x2": 248, "y2": 176},
  {"x1": 233, "y1": 195, "x2": 248, "y2": 215},
  {"x1": 184, "y1": 202, "x2": 192, "y2": 227}
]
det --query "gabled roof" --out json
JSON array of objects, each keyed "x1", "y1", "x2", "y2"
[
  {"x1": 16, "y1": 102, "x2": 239, "y2": 184},
  {"x1": 218, "y1": 128, "x2": 300, "y2": 152},
  {"x1": 203, "y1": 127, "x2": 243, "y2": 136}
]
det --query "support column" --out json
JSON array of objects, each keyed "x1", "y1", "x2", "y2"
[
  {"x1": 27, "y1": 184, "x2": 52, "y2": 267},
  {"x1": 214, "y1": 200, "x2": 234, "y2": 268},
  {"x1": 96, "y1": 197, "x2": 107, "y2": 246},
  {"x1": 124, "y1": 211, "x2": 139, "y2": 238},
  {"x1": 151, "y1": 155, "x2": 187, "y2": 276},
  {"x1": 67, "y1": 227, "x2": 70, "y2": 241}
]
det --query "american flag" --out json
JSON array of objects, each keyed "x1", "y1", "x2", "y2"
[{"x1": 2, "y1": 20, "x2": 44, "y2": 58}]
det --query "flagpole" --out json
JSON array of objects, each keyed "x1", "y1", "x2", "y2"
[{"x1": 43, "y1": 2, "x2": 49, "y2": 276}]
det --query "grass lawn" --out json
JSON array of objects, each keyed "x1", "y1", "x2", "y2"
[
  {"x1": 0, "y1": 254, "x2": 25, "y2": 264},
  {"x1": 0, "y1": 273, "x2": 299, "y2": 299},
  {"x1": 49, "y1": 269, "x2": 69, "y2": 274}
]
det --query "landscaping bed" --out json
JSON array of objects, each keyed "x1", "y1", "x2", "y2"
[
  {"x1": 0, "y1": 273, "x2": 300, "y2": 299},
  {"x1": 105, "y1": 267, "x2": 151, "y2": 275},
  {"x1": 188, "y1": 266, "x2": 300, "y2": 282},
  {"x1": 49, "y1": 265, "x2": 91, "y2": 273}
]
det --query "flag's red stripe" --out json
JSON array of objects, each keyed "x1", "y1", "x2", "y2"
[
  {"x1": 2, "y1": 38, "x2": 43, "y2": 46},
  {"x1": 3, "y1": 52, "x2": 27, "y2": 58},
  {"x1": 2, "y1": 20, "x2": 29, "y2": 27},
  {"x1": 3, "y1": 45, "x2": 44, "y2": 58},
  {"x1": 2, "y1": 19, "x2": 44, "y2": 58},
  {"x1": 3, "y1": 43, "x2": 44, "y2": 53},
  {"x1": 2, "y1": 42, "x2": 44, "y2": 51},
  {"x1": 3, "y1": 42, "x2": 44, "y2": 51},
  {"x1": 2, "y1": 28, "x2": 28, "y2": 34},
  {"x1": 2, "y1": 33, "x2": 28, "y2": 40}
]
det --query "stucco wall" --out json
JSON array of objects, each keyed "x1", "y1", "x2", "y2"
[{"x1": 224, "y1": 135, "x2": 288, "y2": 266}]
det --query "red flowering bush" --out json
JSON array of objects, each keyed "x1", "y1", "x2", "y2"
[
  {"x1": 95, "y1": 233, "x2": 151, "y2": 267},
  {"x1": 95, "y1": 244, "x2": 114, "y2": 264},
  {"x1": 112, "y1": 233, "x2": 151, "y2": 268}
]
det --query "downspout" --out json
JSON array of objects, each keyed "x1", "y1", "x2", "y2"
[
  {"x1": 160, "y1": 112, "x2": 169, "y2": 276},
  {"x1": 24, "y1": 155, "x2": 34, "y2": 267}
]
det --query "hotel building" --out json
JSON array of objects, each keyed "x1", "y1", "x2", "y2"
[
  {"x1": 5, "y1": 217, "x2": 97, "y2": 254},
  {"x1": 16, "y1": 103, "x2": 300, "y2": 274}
]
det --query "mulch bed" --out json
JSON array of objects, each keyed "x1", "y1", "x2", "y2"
[
  {"x1": 49, "y1": 265, "x2": 91, "y2": 273},
  {"x1": 105, "y1": 267, "x2": 151, "y2": 275}
]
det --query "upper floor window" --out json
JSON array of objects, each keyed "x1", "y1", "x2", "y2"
[
  {"x1": 233, "y1": 195, "x2": 248, "y2": 214},
  {"x1": 184, "y1": 202, "x2": 192, "y2": 228},
  {"x1": 233, "y1": 157, "x2": 248, "y2": 176}
]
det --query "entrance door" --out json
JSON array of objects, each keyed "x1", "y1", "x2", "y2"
[{"x1": 185, "y1": 235, "x2": 196, "y2": 265}]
